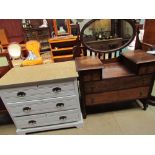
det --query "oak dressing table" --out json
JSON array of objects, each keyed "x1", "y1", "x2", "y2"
[{"x1": 74, "y1": 19, "x2": 155, "y2": 118}]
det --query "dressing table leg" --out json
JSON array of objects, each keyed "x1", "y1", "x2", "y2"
[
  {"x1": 80, "y1": 98, "x2": 87, "y2": 119},
  {"x1": 140, "y1": 99, "x2": 149, "y2": 110},
  {"x1": 147, "y1": 96, "x2": 155, "y2": 106}
]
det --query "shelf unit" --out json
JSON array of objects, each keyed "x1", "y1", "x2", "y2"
[
  {"x1": 23, "y1": 27, "x2": 51, "y2": 52},
  {"x1": 48, "y1": 35, "x2": 78, "y2": 62}
]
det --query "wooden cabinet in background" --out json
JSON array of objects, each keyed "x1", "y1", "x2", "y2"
[
  {"x1": 23, "y1": 27, "x2": 51, "y2": 52},
  {"x1": 48, "y1": 35, "x2": 78, "y2": 62}
]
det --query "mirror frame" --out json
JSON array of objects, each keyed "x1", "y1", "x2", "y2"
[{"x1": 80, "y1": 19, "x2": 136, "y2": 53}]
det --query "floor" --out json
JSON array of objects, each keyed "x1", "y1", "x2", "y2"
[
  {"x1": 1, "y1": 101, "x2": 155, "y2": 135},
  {"x1": 0, "y1": 81, "x2": 155, "y2": 135}
]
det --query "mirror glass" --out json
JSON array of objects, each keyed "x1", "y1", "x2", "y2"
[{"x1": 82, "y1": 19, "x2": 134, "y2": 51}]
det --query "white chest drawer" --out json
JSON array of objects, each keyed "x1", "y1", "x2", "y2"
[
  {"x1": 1, "y1": 81, "x2": 75, "y2": 103},
  {"x1": 7, "y1": 95, "x2": 79, "y2": 116},
  {"x1": 14, "y1": 109, "x2": 80, "y2": 129}
]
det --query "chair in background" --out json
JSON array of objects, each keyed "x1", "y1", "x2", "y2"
[
  {"x1": 0, "y1": 29, "x2": 9, "y2": 49},
  {"x1": 21, "y1": 40, "x2": 43, "y2": 66}
]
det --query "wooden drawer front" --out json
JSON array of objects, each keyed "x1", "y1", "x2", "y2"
[
  {"x1": 84, "y1": 75, "x2": 153, "y2": 94},
  {"x1": 139, "y1": 63, "x2": 155, "y2": 75},
  {"x1": 1, "y1": 81, "x2": 75, "y2": 103},
  {"x1": 122, "y1": 56, "x2": 155, "y2": 75},
  {"x1": 14, "y1": 109, "x2": 80, "y2": 129},
  {"x1": 80, "y1": 70, "x2": 102, "y2": 82},
  {"x1": 7, "y1": 95, "x2": 79, "y2": 117},
  {"x1": 86, "y1": 87, "x2": 150, "y2": 105}
]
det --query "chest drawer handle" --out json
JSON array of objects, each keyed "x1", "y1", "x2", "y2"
[
  {"x1": 28, "y1": 120, "x2": 36, "y2": 125},
  {"x1": 17, "y1": 92, "x2": 26, "y2": 97},
  {"x1": 59, "y1": 116, "x2": 67, "y2": 120},
  {"x1": 56, "y1": 103, "x2": 64, "y2": 108},
  {"x1": 23, "y1": 107, "x2": 31, "y2": 112},
  {"x1": 52, "y1": 87, "x2": 61, "y2": 93}
]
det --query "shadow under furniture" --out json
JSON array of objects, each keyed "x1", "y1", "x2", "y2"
[{"x1": 74, "y1": 19, "x2": 155, "y2": 118}]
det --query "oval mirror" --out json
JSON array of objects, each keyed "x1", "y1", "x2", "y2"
[{"x1": 81, "y1": 19, "x2": 136, "y2": 53}]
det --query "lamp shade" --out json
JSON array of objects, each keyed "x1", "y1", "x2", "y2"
[{"x1": 8, "y1": 43, "x2": 21, "y2": 59}]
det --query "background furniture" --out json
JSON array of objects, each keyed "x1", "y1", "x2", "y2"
[
  {"x1": 74, "y1": 19, "x2": 155, "y2": 118},
  {"x1": 52, "y1": 19, "x2": 71, "y2": 36},
  {"x1": 48, "y1": 35, "x2": 79, "y2": 62},
  {"x1": 0, "y1": 29, "x2": 9, "y2": 47},
  {"x1": 135, "y1": 19, "x2": 155, "y2": 105},
  {"x1": 23, "y1": 27, "x2": 51, "y2": 52},
  {"x1": 0, "y1": 61, "x2": 83, "y2": 134}
]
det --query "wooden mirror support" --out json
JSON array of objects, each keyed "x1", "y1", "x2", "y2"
[
  {"x1": 74, "y1": 19, "x2": 155, "y2": 118},
  {"x1": 135, "y1": 20, "x2": 155, "y2": 106}
]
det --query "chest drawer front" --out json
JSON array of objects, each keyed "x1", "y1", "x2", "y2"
[
  {"x1": 14, "y1": 109, "x2": 80, "y2": 129},
  {"x1": 7, "y1": 95, "x2": 79, "y2": 116},
  {"x1": 1, "y1": 81, "x2": 75, "y2": 103}
]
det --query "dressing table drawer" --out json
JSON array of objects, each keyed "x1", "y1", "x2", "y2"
[
  {"x1": 86, "y1": 86, "x2": 150, "y2": 105},
  {"x1": 14, "y1": 109, "x2": 80, "y2": 129},
  {"x1": 7, "y1": 95, "x2": 79, "y2": 116}
]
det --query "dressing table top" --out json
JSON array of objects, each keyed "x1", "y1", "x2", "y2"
[
  {"x1": 121, "y1": 50, "x2": 155, "y2": 64},
  {"x1": 75, "y1": 56, "x2": 104, "y2": 71}
]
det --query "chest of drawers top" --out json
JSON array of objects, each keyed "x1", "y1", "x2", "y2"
[{"x1": 0, "y1": 61, "x2": 78, "y2": 88}]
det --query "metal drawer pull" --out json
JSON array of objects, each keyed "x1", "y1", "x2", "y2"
[
  {"x1": 52, "y1": 87, "x2": 61, "y2": 93},
  {"x1": 56, "y1": 103, "x2": 64, "y2": 108},
  {"x1": 17, "y1": 91, "x2": 26, "y2": 97},
  {"x1": 59, "y1": 116, "x2": 67, "y2": 120},
  {"x1": 28, "y1": 120, "x2": 36, "y2": 125},
  {"x1": 23, "y1": 107, "x2": 31, "y2": 112}
]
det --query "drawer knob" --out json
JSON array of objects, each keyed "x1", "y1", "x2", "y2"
[
  {"x1": 59, "y1": 116, "x2": 67, "y2": 120},
  {"x1": 56, "y1": 103, "x2": 64, "y2": 108},
  {"x1": 28, "y1": 120, "x2": 36, "y2": 125},
  {"x1": 23, "y1": 107, "x2": 31, "y2": 112},
  {"x1": 17, "y1": 91, "x2": 26, "y2": 97},
  {"x1": 52, "y1": 87, "x2": 61, "y2": 93}
]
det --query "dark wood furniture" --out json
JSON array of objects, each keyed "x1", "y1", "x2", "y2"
[
  {"x1": 135, "y1": 19, "x2": 155, "y2": 106},
  {"x1": 74, "y1": 19, "x2": 155, "y2": 118},
  {"x1": 23, "y1": 27, "x2": 51, "y2": 52}
]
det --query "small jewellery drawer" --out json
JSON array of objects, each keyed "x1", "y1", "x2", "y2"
[
  {"x1": 7, "y1": 95, "x2": 79, "y2": 117},
  {"x1": 1, "y1": 81, "x2": 75, "y2": 103},
  {"x1": 14, "y1": 109, "x2": 80, "y2": 129}
]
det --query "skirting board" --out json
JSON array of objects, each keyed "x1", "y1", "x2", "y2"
[{"x1": 16, "y1": 114, "x2": 83, "y2": 135}]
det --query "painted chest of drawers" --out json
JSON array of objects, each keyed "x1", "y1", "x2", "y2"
[{"x1": 0, "y1": 61, "x2": 83, "y2": 134}]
